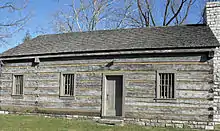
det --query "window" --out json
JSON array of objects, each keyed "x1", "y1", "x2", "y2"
[
  {"x1": 12, "y1": 75, "x2": 24, "y2": 95},
  {"x1": 156, "y1": 71, "x2": 176, "y2": 99},
  {"x1": 60, "y1": 73, "x2": 75, "y2": 97}
]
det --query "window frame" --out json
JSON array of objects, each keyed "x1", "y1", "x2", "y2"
[
  {"x1": 155, "y1": 70, "x2": 177, "y2": 102},
  {"x1": 59, "y1": 72, "x2": 76, "y2": 99},
  {"x1": 12, "y1": 74, "x2": 24, "y2": 97}
]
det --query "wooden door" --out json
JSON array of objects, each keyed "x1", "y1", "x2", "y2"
[{"x1": 105, "y1": 75, "x2": 123, "y2": 117}]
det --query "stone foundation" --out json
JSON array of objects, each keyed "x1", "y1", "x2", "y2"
[
  {"x1": 0, "y1": 110, "x2": 214, "y2": 130},
  {"x1": 124, "y1": 118, "x2": 214, "y2": 130}
]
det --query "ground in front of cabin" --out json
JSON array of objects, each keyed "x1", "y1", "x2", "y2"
[{"x1": 0, "y1": 114, "x2": 200, "y2": 131}]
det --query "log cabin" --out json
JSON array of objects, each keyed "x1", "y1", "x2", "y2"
[{"x1": 1, "y1": 1, "x2": 220, "y2": 130}]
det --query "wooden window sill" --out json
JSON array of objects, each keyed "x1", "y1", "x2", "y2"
[
  {"x1": 154, "y1": 98, "x2": 177, "y2": 103},
  {"x1": 59, "y1": 96, "x2": 75, "y2": 100},
  {"x1": 11, "y1": 95, "x2": 24, "y2": 99}
]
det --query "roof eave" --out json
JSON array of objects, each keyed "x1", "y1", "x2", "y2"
[{"x1": 0, "y1": 47, "x2": 217, "y2": 61}]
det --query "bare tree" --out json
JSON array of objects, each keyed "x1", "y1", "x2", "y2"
[
  {"x1": 113, "y1": 0, "x2": 204, "y2": 28},
  {"x1": 53, "y1": 0, "x2": 207, "y2": 31},
  {"x1": 53, "y1": 0, "x2": 118, "y2": 33},
  {"x1": 23, "y1": 30, "x2": 32, "y2": 42},
  {"x1": 0, "y1": 0, "x2": 30, "y2": 43},
  {"x1": 130, "y1": 0, "x2": 196, "y2": 27}
]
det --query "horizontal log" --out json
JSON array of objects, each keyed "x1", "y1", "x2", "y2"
[
  {"x1": 0, "y1": 105, "x2": 101, "y2": 116},
  {"x1": 5, "y1": 55, "x2": 206, "y2": 67},
  {"x1": 0, "y1": 105, "x2": 37, "y2": 113},
  {"x1": 75, "y1": 90, "x2": 101, "y2": 96},
  {"x1": 38, "y1": 101, "x2": 101, "y2": 108},
  {"x1": 5, "y1": 62, "x2": 32, "y2": 66},
  {"x1": 76, "y1": 81, "x2": 101, "y2": 87},
  {"x1": 0, "y1": 73, "x2": 12, "y2": 80},
  {"x1": 126, "y1": 89, "x2": 155, "y2": 98},
  {"x1": 126, "y1": 80, "x2": 155, "y2": 88},
  {"x1": 0, "y1": 94, "x2": 101, "y2": 101},
  {"x1": 126, "y1": 92, "x2": 154, "y2": 98},
  {"x1": 177, "y1": 90, "x2": 210, "y2": 99},
  {"x1": 125, "y1": 102, "x2": 211, "y2": 109},
  {"x1": 36, "y1": 108, "x2": 101, "y2": 116},
  {"x1": 177, "y1": 98, "x2": 212, "y2": 105},
  {"x1": 177, "y1": 73, "x2": 212, "y2": 82},
  {"x1": 125, "y1": 97, "x2": 212, "y2": 106},
  {"x1": 25, "y1": 73, "x2": 59, "y2": 80},
  {"x1": 39, "y1": 103, "x2": 100, "y2": 110},
  {"x1": 1, "y1": 100, "x2": 37, "y2": 107},
  {"x1": 125, "y1": 112, "x2": 210, "y2": 121},
  {"x1": 176, "y1": 81, "x2": 212, "y2": 90},
  {"x1": 1, "y1": 81, "x2": 12, "y2": 88},
  {"x1": 36, "y1": 96, "x2": 101, "y2": 103},
  {"x1": 76, "y1": 73, "x2": 102, "y2": 81},
  {"x1": 2, "y1": 62, "x2": 211, "y2": 73},
  {"x1": 125, "y1": 72, "x2": 155, "y2": 80},
  {"x1": 1, "y1": 97, "x2": 101, "y2": 108},
  {"x1": 25, "y1": 80, "x2": 59, "y2": 88},
  {"x1": 125, "y1": 106, "x2": 210, "y2": 115}
]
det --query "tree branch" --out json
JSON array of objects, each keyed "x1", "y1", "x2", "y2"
[
  {"x1": 179, "y1": 0, "x2": 194, "y2": 24},
  {"x1": 171, "y1": 1, "x2": 179, "y2": 25},
  {"x1": 163, "y1": 0, "x2": 171, "y2": 26},
  {"x1": 145, "y1": 0, "x2": 156, "y2": 26},
  {"x1": 0, "y1": 0, "x2": 28, "y2": 11},
  {"x1": 137, "y1": 0, "x2": 149, "y2": 27},
  {"x1": 165, "y1": 0, "x2": 187, "y2": 26}
]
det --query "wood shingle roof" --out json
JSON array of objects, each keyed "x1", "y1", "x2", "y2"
[{"x1": 1, "y1": 24, "x2": 219, "y2": 58}]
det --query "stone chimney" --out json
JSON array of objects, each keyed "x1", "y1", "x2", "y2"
[
  {"x1": 206, "y1": 2, "x2": 220, "y2": 42},
  {"x1": 206, "y1": 2, "x2": 220, "y2": 130}
]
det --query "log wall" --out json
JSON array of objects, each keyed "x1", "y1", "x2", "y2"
[{"x1": 0, "y1": 53, "x2": 214, "y2": 129}]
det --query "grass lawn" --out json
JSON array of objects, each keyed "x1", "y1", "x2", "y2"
[{"x1": 0, "y1": 114, "x2": 199, "y2": 131}]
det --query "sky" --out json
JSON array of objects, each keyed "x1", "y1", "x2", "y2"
[
  {"x1": 0, "y1": 0, "x2": 64, "y2": 53},
  {"x1": 0, "y1": 0, "x2": 206, "y2": 53}
]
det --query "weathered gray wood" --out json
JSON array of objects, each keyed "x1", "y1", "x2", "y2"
[
  {"x1": 177, "y1": 90, "x2": 210, "y2": 99},
  {"x1": 125, "y1": 106, "x2": 210, "y2": 115},
  {"x1": 25, "y1": 73, "x2": 59, "y2": 80},
  {"x1": 125, "y1": 101, "x2": 211, "y2": 108},
  {"x1": 24, "y1": 80, "x2": 59, "y2": 88},
  {"x1": 126, "y1": 80, "x2": 155, "y2": 88},
  {"x1": 2, "y1": 62, "x2": 212, "y2": 73},
  {"x1": 0, "y1": 73, "x2": 12, "y2": 80},
  {"x1": 126, "y1": 90, "x2": 155, "y2": 98},
  {"x1": 125, "y1": 97, "x2": 212, "y2": 105},
  {"x1": 1, "y1": 81, "x2": 12, "y2": 88},
  {"x1": 0, "y1": 53, "x2": 213, "y2": 127},
  {"x1": 1, "y1": 48, "x2": 212, "y2": 61},
  {"x1": 176, "y1": 82, "x2": 212, "y2": 90},
  {"x1": 76, "y1": 73, "x2": 102, "y2": 81},
  {"x1": 177, "y1": 72, "x2": 212, "y2": 82},
  {"x1": 125, "y1": 112, "x2": 210, "y2": 121}
]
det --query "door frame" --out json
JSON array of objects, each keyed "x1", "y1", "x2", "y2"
[{"x1": 101, "y1": 73, "x2": 125, "y2": 118}]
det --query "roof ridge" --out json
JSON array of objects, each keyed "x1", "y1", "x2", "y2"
[{"x1": 34, "y1": 24, "x2": 208, "y2": 39}]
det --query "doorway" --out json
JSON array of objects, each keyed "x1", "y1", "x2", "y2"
[{"x1": 102, "y1": 75, "x2": 124, "y2": 117}]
